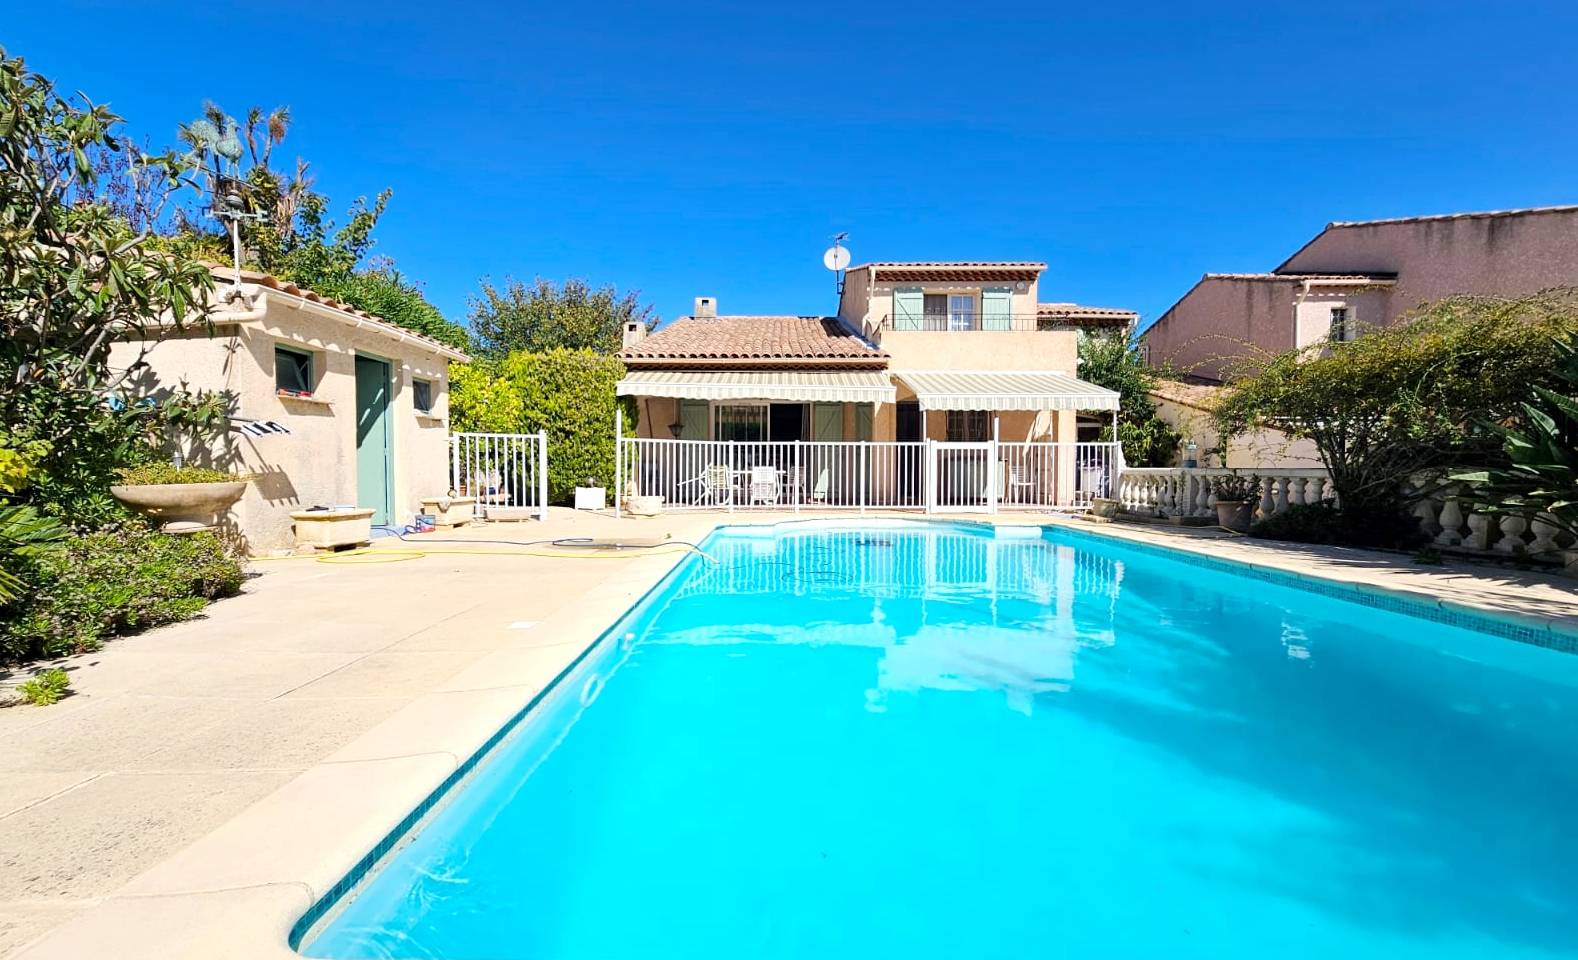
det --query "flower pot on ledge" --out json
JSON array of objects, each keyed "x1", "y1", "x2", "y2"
[{"x1": 110, "y1": 481, "x2": 247, "y2": 535}]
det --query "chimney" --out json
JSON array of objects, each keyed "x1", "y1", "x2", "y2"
[
  {"x1": 622, "y1": 319, "x2": 647, "y2": 348},
  {"x1": 694, "y1": 296, "x2": 717, "y2": 318}
]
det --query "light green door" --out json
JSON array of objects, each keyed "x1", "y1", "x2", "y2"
[{"x1": 354, "y1": 355, "x2": 393, "y2": 525}]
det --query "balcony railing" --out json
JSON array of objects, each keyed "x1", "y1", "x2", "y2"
[{"x1": 879, "y1": 313, "x2": 1045, "y2": 332}]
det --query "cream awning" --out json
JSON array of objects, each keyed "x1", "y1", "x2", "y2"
[
  {"x1": 617, "y1": 370, "x2": 896, "y2": 404},
  {"x1": 894, "y1": 370, "x2": 1120, "y2": 411}
]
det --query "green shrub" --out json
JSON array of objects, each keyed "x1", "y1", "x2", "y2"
[
  {"x1": 115, "y1": 463, "x2": 237, "y2": 485},
  {"x1": 0, "y1": 523, "x2": 244, "y2": 663},
  {"x1": 16, "y1": 668, "x2": 70, "y2": 706},
  {"x1": 1250, "y1": 500, "x2": 1426, "y2": 550},
  {"x1": 450, "y1": 349, "x2": 634, "y2": 503}
]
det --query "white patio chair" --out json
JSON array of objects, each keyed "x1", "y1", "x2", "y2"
[
  {"x1": 809, "y1": 464, "x2": 830, "y2": 503},
  {"x1": 748, "y1": 465, "x2": 780, "y2": 506},
  {"x1": 680, "y1": 463, "x2": 734, "y2": 507},
  {"x1": 1006, "y1": 462, "x2": 1036, "y2": 504}
]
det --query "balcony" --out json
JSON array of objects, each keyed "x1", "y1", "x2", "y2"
[{"x1": 878, "y1": 313, "x2": 1046, "y2": 332}]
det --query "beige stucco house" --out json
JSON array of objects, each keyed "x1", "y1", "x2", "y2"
[
  {"x1": 110, "y1": 270, "x2": 468, "y2": 554},
  {"x1": 615, "y1": 261, "x2": 1125, "y2": 511},
  {"x1": 1142, "y1": 205, "x2": 1578, "y2": 382}
]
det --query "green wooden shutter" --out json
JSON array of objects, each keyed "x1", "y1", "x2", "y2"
[
  {"x1": 679, "y1": 399, "x2": 708, "y2": 439},
  {"x1": 982, "y1": 286, "x2": 1013, "y2": 331},
  {"x1": 813, "y1": 402, "x2": 843, "y2": 440},
  {"x1": 893, "y1": 287, "x2": 923, "y2": 330},
  {"x1": 854, "y1": 404, "x2": 873, "y2": 441}
]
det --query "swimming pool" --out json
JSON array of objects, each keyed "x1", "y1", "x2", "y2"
[{"x1": 300, "y1": 521, "x2": 1578, "y2": 960}]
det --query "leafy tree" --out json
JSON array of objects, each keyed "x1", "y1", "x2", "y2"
[
  {"x1": 0, "y1": 47, "x2": 216, "y2": 521},
  {"x1": 168, "y1": 101, "x2": 470, "y2": 350},
  {"x1": 449, "y1": 349, "x2": 631, "y2": 502},
  {"x1": 1077, "y1": 333, "x2": 1180, "y2": 467},
  {"x1": 1215, "y1": 292, "x2": 1578, "y2": 545},
  {"x1": 1454, "y1": 336, "x2": 1578, "y2": 541},
  {"x1": 470, "y1": 277, "x2": 653, "y2": 356}
]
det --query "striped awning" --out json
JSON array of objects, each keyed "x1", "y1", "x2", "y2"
[
  {"x1": 617, "y1": 370, "x2": 896, "y2": 404},
  {"x1": 895, "y1": 370, "x2": 1120, "y2": 411}
]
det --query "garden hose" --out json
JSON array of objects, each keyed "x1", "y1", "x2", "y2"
[{"x1": 251, "y1": 537, "x2": 715, "y2": 565}]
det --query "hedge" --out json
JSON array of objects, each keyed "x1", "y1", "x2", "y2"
[{"x1": 449, "y1": 349, "x2": 634, "y2": 504}]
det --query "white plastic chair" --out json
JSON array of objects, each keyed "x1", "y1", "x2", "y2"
[
  {"x1": 680, "y1": 463, "x2": 734, "y2": 506},
  {"x1": 1006, "y1": 461, "x2": 1036, "y2": 504},
  {"x1": 748, "y1": 465, "x2": 780, "y2": 506}
]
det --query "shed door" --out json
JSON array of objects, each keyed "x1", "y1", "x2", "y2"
[{"x1": 354, "y1": 355, "x2": 393, "y2": 526}]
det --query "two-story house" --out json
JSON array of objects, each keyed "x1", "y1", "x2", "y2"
[
  {"x1": 1143, "y1": 205, "x2": 1578, "y2": 382},
  {"x1": 615, "y1": 261, "x2": 1125, "y2": 512}
]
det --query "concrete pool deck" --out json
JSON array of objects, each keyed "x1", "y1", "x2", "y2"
[{"x1": 2, "y1": 510, "x2": 1573, "y2": 958}]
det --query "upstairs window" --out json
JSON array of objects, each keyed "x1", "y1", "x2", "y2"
[
  {"x1": 1329, "y1": 307, "x2": 1349, "y2": 342},
  {"x1": 275, "y1": 345, "x2": 313, "y2": 396},
  {"x1": 413, "y1": 378, "x2": 434, "y2": 414}
]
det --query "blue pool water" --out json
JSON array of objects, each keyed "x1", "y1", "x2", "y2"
[{"x1": 303, "y1": 522, "x2": 1578, "y2": 960}]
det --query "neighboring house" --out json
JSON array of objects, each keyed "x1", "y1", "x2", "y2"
[
  {"x1": 615, "y1": 261, "x2": 1124, "y2": 510},
  {"x1": 1148, "y1": 380, "x2": 1321, "y2": 470},
  {"x1": 1143, "y1": 205, "x2": 1578, "y2": 382},
  {"x1": 110, "y1": 269, "x2": 468, "y2": 553}
]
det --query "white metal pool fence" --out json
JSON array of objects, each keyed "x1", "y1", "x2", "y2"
[
  {"x1": 615, "y1": 418, "x2": 1120, "y2": 516},
  {"x1": 450, "y1": 431, "x2": 548, "y2": 520}
]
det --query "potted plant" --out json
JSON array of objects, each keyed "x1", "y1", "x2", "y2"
[
  {"x1": 574, "y1": 476, "x2": 606, "y2": 511},
  {"x1": 1210, "y1": 472, "x2": 1261, "y2": 533},
  {"x1": 110, "y1": 462, "x2": 249, "y2": 534}
]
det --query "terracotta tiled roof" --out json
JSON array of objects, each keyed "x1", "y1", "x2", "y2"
[
  {"x1": 621, "y1": 315, "x2": 887, "y2": 368},
  {"x1": 219, "y1": 267, "x2": 470, "y2": 360},
  {"x1": 851, "y1": 261, "x2": 1046, "y2": 282},
  {"x1": 1149, "y1": 379, "x2": 1223, "y2": 410},
  {"x1": 1036, "y1": 302, "x2": 1138, "y2": 325}
]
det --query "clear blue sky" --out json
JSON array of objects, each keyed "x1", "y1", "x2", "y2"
[{"x1": 13, "y1": 2, "x2": 1578, "y2": 332}]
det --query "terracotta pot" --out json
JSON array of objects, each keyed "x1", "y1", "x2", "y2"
[
  {"x1": 1215, "y1": 499, "x2": 1254, "y2": 533},
  {"x1": 110, "y1": 481, "x2": 246, "y2": 533}
]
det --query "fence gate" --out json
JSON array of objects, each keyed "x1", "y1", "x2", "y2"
[
  {"x1": 929, "y1": 441, "x2": 996, "y2": 513},
  {"x1": 450, "y1": 431, "x2": 548, "y2": 520}
]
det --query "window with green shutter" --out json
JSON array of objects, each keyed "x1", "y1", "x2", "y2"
[
  {"x1": 893, "y1": 287, "x2": 923, "y2": 330},
  {"x1": 982, "y1": 286, "x2": 1013, "y2": 331}
]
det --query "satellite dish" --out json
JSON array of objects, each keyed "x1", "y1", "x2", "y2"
[{"x1": 823, "y1": 245, "x2": 851, "y2": 271}]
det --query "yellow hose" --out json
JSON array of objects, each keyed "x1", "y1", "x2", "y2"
[{"x1": 253, "y1": 545, "x2": 710, "y2": 564}]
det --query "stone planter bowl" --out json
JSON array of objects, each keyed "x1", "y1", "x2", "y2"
[
  {"x1": 110, "y1": 481, "x2": 247, "y2": 533},
  {"x1": 1215, "y1": 500, "x2": 1254, "y2": 533}
]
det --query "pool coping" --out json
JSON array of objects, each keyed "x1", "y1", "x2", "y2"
[{"x1": 15, "y1": 514, "x2": 1575, "y2": 959}]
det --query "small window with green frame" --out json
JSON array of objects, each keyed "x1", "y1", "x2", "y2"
[
  {"x1": 412, "y1": 377, "x2": 434, "y2": 415},
  {"x1": 275, "y1": 345, "x2": 314, "y2": 397}
]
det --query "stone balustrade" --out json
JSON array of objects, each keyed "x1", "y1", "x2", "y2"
[
  {"x1": 1117, "y1": 467, "x2": 1335, "y2": 522},
  {"x1": 1117, "y1": 468, "x2": 1577, "y2": 573}
]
